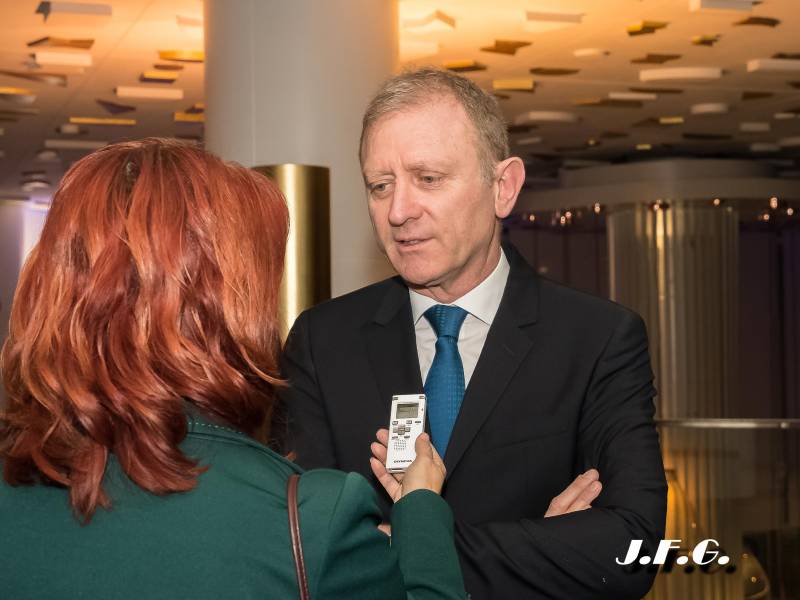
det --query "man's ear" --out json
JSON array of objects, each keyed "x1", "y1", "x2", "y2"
[{"x1": 493, "y1": 157, "x2": 525, "y2": 219}]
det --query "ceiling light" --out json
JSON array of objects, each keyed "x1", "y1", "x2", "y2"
[
  {"x1": 692, "y1": 34, "x2": 722, "y2": 46},
  {"x1": 747, "y1": 58, "x2": 800, "y2": 72},
  {"x1": 774, "y1": 112, "x2": 798, "y2": 120},
  {"x1": 627, "y1": 21, "x2": 669, "y2": 36},
  {"x1": 0, "y1": 87, "x2": 36, "y2": 104},
  {"x1": 690, "y1": 0, "x2": 756, "y2": 11},
  {"x1": 116, "y1": 86, "x2": 183, "y2": 100},
  {"x1": 0, "y1": 69, "x2": 67, "y2": 87},
  {"x1": 740, "y1": 122, "x2": 770, "y2": 132},
  {"x1": 573, "y1": 48, "x2": 609, "y2": 58},
  {"x1": 609, "y1": 91, "x2": 657, "y2": 101},
  {"x1": 779, "y1": 137, "x2": 800, "y2": 147},
  {"x1": 525, "y1": 10, "x2": 583, "y2": 33},
  {"x1": 514, "y1": 111, "x2": 579, "y2": 124},
  {"x1": 637, "y1": 143, "x2": 653, "y2": 151},
  {"x1": 69, "y1": 116, "x2": 136, "y2": 126},
  {"x1": 27, "y1": 36, "x2": 93, "y2": 49},
  {"x1": 402, "y1": 10, "x2": 455, "y2": 33},
  {"x1": 36, "y1": 2, "x2": 112, "y2": 20},
  {"x1": 516, "y1": 136, "x2": 542, "y2": 145},
  {"x1": 32, "y1": 50, "x2": 91, "y2": 67},
  {"x1": 640, "y1": 67, "x2": 723, "y2": 82},
  {"x1": 493, "y1": 78, "x2": 535, "y2": 92},
  {"x1": 482, "y1": 40, "x2": 531, "y2": 56},
  {"x1": 659, "y1": 116, "x2": 685, "y2": 125},
  {"x1": 22, "y1": 180, "x2": 51, "y2": 192},
  {"x1": 174, "y1": 111, "x2": 204, "y2": 123},
  {"x1": 443, "y1": 59, "x2": 486, "y2": 73},
  {"x1": 35, "y1": 149, "x2": 59, "y2": 161},
  {"x1": 58, "y1": 123, "x2": 82, "y2": 134},
  {"x1": 691, "y1": 102, "x2": 728, "y2": 115},
  {"x1": 44, "y1": 139, "x2": 107, "y2": 150},
  {"x1": 157, "y1": 50, "x2": 204, "y2": 63}
]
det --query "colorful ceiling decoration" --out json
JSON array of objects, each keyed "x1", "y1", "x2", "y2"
[{"x1": 480, "y1": 40, "x2": 530, "y2": 56}]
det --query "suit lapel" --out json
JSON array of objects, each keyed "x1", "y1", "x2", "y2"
[
  {"x1": 443, "y1": 246, "x2": 540, "y2": 478},
  {"x1": 364, "y1": 277, "x2": 424, "y2": 409}
]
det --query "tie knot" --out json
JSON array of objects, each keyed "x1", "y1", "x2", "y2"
[{"x1": 424, "y1": 305, "x2": 468, "y2": 340}]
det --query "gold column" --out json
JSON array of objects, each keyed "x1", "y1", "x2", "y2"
[{"x1": 253, "y1": 164, "x2": 331, "y2": 338}]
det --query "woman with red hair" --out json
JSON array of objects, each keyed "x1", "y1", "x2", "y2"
[{"x1": 0, "y1": 138, "x2": 465, "y2": 599}]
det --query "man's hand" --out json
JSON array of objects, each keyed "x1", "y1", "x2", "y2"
[{"x1": 544, "y1": 469, "x2": 602, "y2": 517}]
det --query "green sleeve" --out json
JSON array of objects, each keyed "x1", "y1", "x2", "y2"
[
  {"x1": 300, "y1": 471, "x2": 465, "y2": 600},
  {"x1": 391, "y1": 489, "x2": 467, "y2": 600}
]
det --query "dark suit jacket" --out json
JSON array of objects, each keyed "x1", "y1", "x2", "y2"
[
  {"x1": 0, "y1": 414, "x2": 465, "y2": 600},
  {"x1": 280, "y1": 244, "x2": 667, "y2": 599}
]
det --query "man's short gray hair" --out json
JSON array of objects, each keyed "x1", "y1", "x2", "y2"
[{"x1": 359, "y1": 67, "x2": 510, "y2": 182}]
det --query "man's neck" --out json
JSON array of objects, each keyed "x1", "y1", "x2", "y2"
[{"x1": 410, "y1": 243, "x2": 502, "y2": 304}]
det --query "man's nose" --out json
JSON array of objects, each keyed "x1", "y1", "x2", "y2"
[{"x1": 387, "y1": 179, "x2": 422, "y2": 226}]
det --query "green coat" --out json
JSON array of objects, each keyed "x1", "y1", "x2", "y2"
[{"x1": 0, "y1": 415, "x2": 465, "y2": 599}]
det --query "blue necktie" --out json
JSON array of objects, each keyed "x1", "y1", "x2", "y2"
[{"x1": 423, "y1": 305, "x2": 468, "y2": 456}]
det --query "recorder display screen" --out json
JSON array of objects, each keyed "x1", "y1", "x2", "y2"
[{"x1": 396, "y1": 403, "x2": 419, "y2": 419}]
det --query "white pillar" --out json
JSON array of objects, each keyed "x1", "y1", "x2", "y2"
[{"x1": 204, "y1": 0, "x2": 398, "y2": 296}]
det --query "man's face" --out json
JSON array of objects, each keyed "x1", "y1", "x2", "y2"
[{"x1": 362, "y1": 97, "x2": 500, "y2": 293}]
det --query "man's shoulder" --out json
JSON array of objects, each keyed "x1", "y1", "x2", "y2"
[
  {"x1": 511, "y1": 267, "x2": 643, "y2": 338},
  {"x1": 300, "y1": 275, "x2": 403, "y2": 326},
  {"x1": 537, "y1": 276, "x2": 638, "y2": 322}
]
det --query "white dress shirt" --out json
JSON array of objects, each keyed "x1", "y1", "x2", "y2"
[{"x1": 410, "y1": 250, "x2": 510, "y2": 387}]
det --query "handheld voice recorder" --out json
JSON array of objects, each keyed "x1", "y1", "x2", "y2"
[{"x1": 385, "y1": 394, "x2": 427, "y2": 473}]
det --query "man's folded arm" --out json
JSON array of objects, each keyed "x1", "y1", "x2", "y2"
[
  {"x1": 279, "y1": 310, "x2": 338, "y2": 469},
  {"x1": 453, "y1": 311, "x2": 667, "y2": 599}
]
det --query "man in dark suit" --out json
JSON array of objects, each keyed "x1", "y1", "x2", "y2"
[{"x1": 280, "y1": 68, "x2": 667, "y2": 599}]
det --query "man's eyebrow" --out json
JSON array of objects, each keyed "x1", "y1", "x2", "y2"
[
  {"x1": 362, "y1": 170, "x2": 394, "y2": 182},
  {"x1": 406, "y1": 161, "x2": 450, "y2": 172}
]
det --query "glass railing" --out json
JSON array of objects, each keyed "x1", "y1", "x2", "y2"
[{"x1": 647, "y1": 419, "x2": 800, "y2": 600}]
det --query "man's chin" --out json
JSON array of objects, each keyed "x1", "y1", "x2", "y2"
[{"x1": 396, "y1": 269, "x2": 442, "y2": 291}]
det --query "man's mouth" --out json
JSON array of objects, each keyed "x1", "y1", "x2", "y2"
[{"x1": 395, "y1": 238, "x2": 428, "y2": 247}]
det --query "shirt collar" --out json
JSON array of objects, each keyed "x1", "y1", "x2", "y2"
[{"x1": 409, "y1": 249, "x2": 510, "y2": 326}]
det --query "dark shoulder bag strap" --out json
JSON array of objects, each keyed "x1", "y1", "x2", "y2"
[{"x1": 287, "y1": 473, "x2": 310, "y2": 600}]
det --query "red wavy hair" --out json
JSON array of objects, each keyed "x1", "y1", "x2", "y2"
[{"x1": 0, "y1": 138, "x2": 288, "y2": 520}]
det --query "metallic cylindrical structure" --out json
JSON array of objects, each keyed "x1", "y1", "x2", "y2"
[
  {"x1": 254, "y1": 164, "x2": 331, "y2": 339},
  {"x1": 608, "y1": 201, "x2": 741, "y2": 600},
  {"x1": 608, "y1": 201, "x2": 739, "y2": 419}
]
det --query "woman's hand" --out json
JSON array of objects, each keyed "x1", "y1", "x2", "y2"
[{"x1": 369, "y1": 429, "x2": 446, "y2": 502}]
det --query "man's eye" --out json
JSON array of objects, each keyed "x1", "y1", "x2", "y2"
[
  {"x1": 371, "y1": 183, "x2": 388, "y2": 193},
  {"x1": 420, "y1": 175, "x2": 441, "y2": 185}
]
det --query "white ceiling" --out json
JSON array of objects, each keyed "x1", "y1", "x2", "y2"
[{"x1": 1, "y1": 0, "x2": 799, "y2": 199}]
